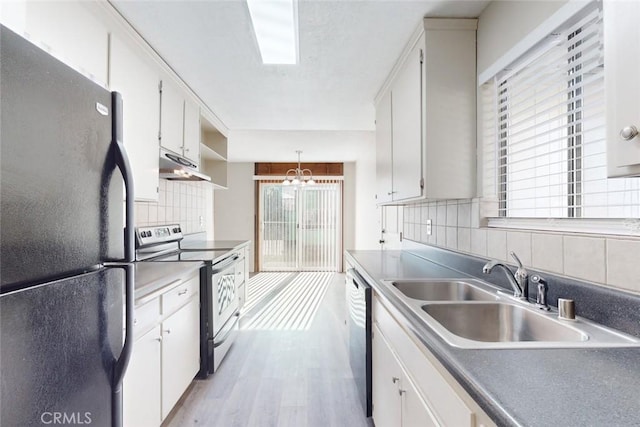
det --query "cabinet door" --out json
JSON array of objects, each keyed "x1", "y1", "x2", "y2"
[
  {"x1": 160, "y1": 77, "x2": 185, "y2": 156},
  {"x1": 161, "y1": 298, "x2": 200, "y2": 419},
  {"x1": 605, "y1": 0, "x2": 640, "y2": 176},
  {"x1": 183, "y1": 98, "x2": 201, "y2": 164},
  {"x1": 372, "y1": 324, "x2": 402, "y2": 427},
  {"x1": 110, "y1": 34, "x2": 160, "y2": 201},
  {"x1": 376, "y1": 90, "x2": 393, "y2": 204},
  {"x1": 123, "y1": 326, "x2": 162, "y2": 427},
  {"x1": 401, "y1": 369, "x2": 439, "y2": 427},
  {"x1": 391, "y1": 38, "x2": 424, "y2": 201},
  {"x1": 22, "y1": 2, "x2": 108, "y2": 85}
]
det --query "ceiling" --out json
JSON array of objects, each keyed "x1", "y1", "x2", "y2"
[{"x1": 111, "y1": 0, "x2": 490, "y2": 135}]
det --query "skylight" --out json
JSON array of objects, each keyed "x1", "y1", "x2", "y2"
[{"x1": 246, "y1": 0, "x2": 299, "y2": 64}]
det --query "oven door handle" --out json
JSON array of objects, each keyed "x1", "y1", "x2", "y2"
[
  {"x1": 211, "y1": 255, "x2": 240, "y2": 274},
  {"x1": 213, "y1": 312, "x2": 240, "y2": 347}
]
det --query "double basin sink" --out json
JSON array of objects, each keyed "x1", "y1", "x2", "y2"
[{"x1": 384, "y1": 279, "x2": 640, "y2": 348}]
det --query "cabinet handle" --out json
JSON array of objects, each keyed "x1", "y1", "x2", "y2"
[
  {"x1": 185, "y1": 148, "x2": 190, "y2": 152},
  {"x1": 178, "y1": 289, "x2": 188, "y2": 296},
  {"x1": 398, "y1": 389, "x2": 406, "y2": 396},
  {"x1": 387, "y1": 191, "x2": 397, "y2": 195},
  {"x1": 164, "y1": 329, "x2": 171, "y2": 335},
  {"x1": 155, "y1": 336, "x2": 163, "y2": 342},
  {"x1": 620, "y1": 125, "x2": 639, "y2": 140},
  {"x1": 392, "y1": 377, "x2": 400, "y2": 384}
]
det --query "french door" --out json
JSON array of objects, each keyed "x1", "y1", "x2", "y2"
[{"x1": 258, "y1": 180, "x2": 342, "y2": 272}]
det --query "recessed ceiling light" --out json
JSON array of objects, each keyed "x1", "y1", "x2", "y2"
[{"x1": 246, "y1": 0, "x2": 299, "y2": 65}]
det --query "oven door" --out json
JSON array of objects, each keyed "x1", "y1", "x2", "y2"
[{"x1": 211, "y1": 259, "x2": 239, "y2": 337}]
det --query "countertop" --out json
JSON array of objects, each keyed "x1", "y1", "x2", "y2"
[
  {"x1": 346, "y1": 250, "x2": 640, "y2": 427},
  {"x1": 134, "y1": 261, "x2": 203, "y2": 305},
  {"x1": 179, "y1": 239, "x2": 250, "y2": 251}
]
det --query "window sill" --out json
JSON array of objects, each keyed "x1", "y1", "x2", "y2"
[{"x1": 487, "y1": 217, "x2": 640, "y2": 237}]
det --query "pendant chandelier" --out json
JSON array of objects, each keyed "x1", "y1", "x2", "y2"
[{"x1": 282, "y1": 150, "x2": 315, "y2": 186}]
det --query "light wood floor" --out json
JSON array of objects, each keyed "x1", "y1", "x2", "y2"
[{"x1": 164, "y1": 273, "x2": 373, "y2": 427}]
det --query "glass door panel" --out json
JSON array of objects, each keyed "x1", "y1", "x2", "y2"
[{"x1": 259, "y1": 181, "x2": 341, "y2": 272}]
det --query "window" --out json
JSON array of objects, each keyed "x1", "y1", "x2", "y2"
[{"x1": 482, "y1": 4, "x2": 640, "y2": 221}]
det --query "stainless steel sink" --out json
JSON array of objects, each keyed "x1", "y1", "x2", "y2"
[
  {"x1": 380, "y1": 277, "x2": 640, "y2": 348},
  {"x1": 391, "y1": 279, "x2": 499, "y2": 302},
  {"x1": 422, "y1": 302, "x2": 587, "y2": 343}
]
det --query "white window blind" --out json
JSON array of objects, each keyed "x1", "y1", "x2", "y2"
[{"x1": 483, "y1": 4, "x2": 640, "y2": 219}]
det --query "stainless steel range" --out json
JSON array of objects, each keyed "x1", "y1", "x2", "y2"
[{"x1": 136, "y1": 224, "x2": 241, "y2": 377}]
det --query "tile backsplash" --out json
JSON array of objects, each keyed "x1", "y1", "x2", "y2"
[
  {"x1": 135, "y1": 179, "x2": 211, "y2": 234},
  {"x1": 402, "y1": 199, "x2": 640, "y2": 295}
]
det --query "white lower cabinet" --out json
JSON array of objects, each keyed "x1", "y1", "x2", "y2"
[
  {"x1": 123, "y1": 325, "x2": 162, "y2": 427},
  {"x1": 373, "y1": 294, "x2": 495, "y2": 427},
  {"x1": 161, "y1": 298, "x2": 200, "y2": 419},
  {"x1": 373, "y1": 323, "x2": 438, "y2": 427},
  {"x1": 123, "y1": 273, "x2": 200, "y2": 426}
]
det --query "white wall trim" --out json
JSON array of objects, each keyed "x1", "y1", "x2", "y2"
[
  {"x1": 488, "y1": 217, "x2": 640, "y2": 237},
  {"x1": 478, "y1": 0, "x2": 594, "y2": 85}
]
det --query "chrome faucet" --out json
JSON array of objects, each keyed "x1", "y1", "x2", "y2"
[{"x1": 482, "y1": 252, "x2": 529, "y2": 301}]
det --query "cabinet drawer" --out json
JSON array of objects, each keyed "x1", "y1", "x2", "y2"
[
  {"x1": 132, "y1": 298, "x2": 160, "y2": 339},
  {"x1": 373, "y1": 296, "x2": 474, "y2": 427},
  {"x1": 162, "y1": 274, "x2": 199, "y2": 315}
]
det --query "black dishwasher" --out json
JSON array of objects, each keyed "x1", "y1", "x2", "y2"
[{"x1": 346, "y1": 268, "x2": 372, "y2": 417}]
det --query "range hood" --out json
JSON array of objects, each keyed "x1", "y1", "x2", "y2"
[{"x1": 159, "y1": 149, "x2": 211, "y2": 182}]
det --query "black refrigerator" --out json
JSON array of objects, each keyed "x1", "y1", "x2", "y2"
[{"x1": 0, "y1": 25, "x2": 135, "y2": 427}]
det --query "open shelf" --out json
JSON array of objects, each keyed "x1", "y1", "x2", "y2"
[{"x1": 200, "y1": 116, "x2": 228, "y2": 188}]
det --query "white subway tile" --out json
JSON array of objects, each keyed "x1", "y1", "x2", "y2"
[
  {"x1": 487, "y1": 229, "x2": 507, "y2": 261},
  {"x1": 437, "y1": 202, "x2": 447, "y2": 225},
  {"x1": 156, "y1": 206, "x2": 166, "y2": 224},
  {"x1": 563, "y1": 236, "x2": 605, "y2": 283},
  {"x1": 458, "y1": 228, "x2": 471, "y2": 253},
  {"x1": 446, "y1": 203, "x2": 458, "y2": 227},
  {"x1": 506, "y1": 231, "x2": 532, "y2": 267},
  {"x1": 471, "y1": 199, "x2": 480, "y2": 228},
  {"x1": 419, "y1": 225, "x2": 429, "y2": 243},
  {"x1": 135, "y1": 203, "x2": 149, "y2": 225},
  {"x1": 458, "y1": 202, "x2": 471, "y2": 228},
  {"x1": 428, "y1": 204, "x2": 437, "y2": 225},
  {"x1": 446, "y1": 227, "x2": 457, "y2": 249},
  {"x1": 532, "y1": 233, "x2": 563, "y2": 274},
  {"x1": 436, "y1": 226, "x2": 446, "y2": 247},
  {"x1": 471, "y1": 228, "x2": 487, "y2": 256},
  {"x1": 148, "y1": 204, "x2": 158, "y2": 224},
  {"x1": 606, "y1": 239, "x2": 640, "y2": 293}
]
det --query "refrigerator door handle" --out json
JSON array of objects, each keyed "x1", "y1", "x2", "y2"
[
  {"x1": 109, "y1": 263, "x2": 134, "y2": 427},
  {"x1": 112, "y1": 91, "x2": 135, "y2": 263}
]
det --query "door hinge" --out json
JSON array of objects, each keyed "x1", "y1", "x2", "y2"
[
  {"x1": 420, "y1": 49, "x2": 424, "y2": 64},
  {"x1": 420, "y1": 177, "x2": 424, "y2": 189}
]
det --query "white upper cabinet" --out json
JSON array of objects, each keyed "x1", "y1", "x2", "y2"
[
  {"x1": 376, "y1": 91, "x2": 393, "y2": 204},
  {"x1": 391, "y1": 36, "x2": 424, "y2": 202},
  {"x1": 160, "y1": 77, "x2": 202, "y2": 166},
  {"x1": 605, "y1": 0, "x2": 640, "y2": 177},
  {"x1": 375, "y1": 19, "x2": 477, "y2": 204},
  {"x1": 160, "y1": 77, "x2": 186, "y2": 156},
  {"x1": 1, "y1": 1, "x2": 109, "y2": 85},
  {"x1": 110, "y1": 34, "x2": 160, "y2": 201}
]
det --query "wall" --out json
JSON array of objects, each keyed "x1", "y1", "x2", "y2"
[
  {"x1": 343, "y1": 162, "x2": 356, "y2": 253},
  {"x1": 213, "y1": 162, "x2": 255, "y2": 271},
  {"x1": 135, "y1": 179, "x2": 212, "y2": 235},
  {"x1": 401, "y1": 1, "x2": 640, "y2": 296}
]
